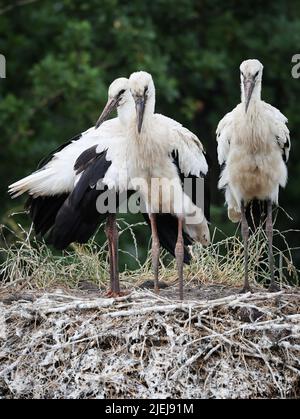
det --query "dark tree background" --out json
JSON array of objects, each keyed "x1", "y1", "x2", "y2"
[{"x1": 0, "y1": 0, "x2": 299, "y2": 269}]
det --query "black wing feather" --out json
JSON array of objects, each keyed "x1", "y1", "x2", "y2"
[
  {"x1": 49, "y1": 149, "x2": 112, "y2": 250},
  {"x1": 74, "y1": 145, "x2": 99, "y2": 174},
  {"x1": 25, "y1": 133, "x2": 83, "y2": 236},
  {"x1": 26, "y1": 194, "x2": 69, "y2": 236}
]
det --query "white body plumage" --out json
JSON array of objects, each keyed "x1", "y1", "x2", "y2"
[
  {"x1": 127, "y1": 71, "x2": 210, "y2": 245},
  {"x1": 8, "y1": 78, "x2": 134, "y2": 199},
  {"x1": 217, "y1": 59, "x2": 290, "y2": 222}
]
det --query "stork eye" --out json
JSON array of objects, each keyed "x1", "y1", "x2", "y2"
[
  {"x1": 118, "y1": 89, "x2": 125, "y2": 96},
  {"x1": 241, "y1": 72, "x2": 245, "y2": 78},
  {"x1": 254, "y1": 71, "x2": 259, "y2": 78},
  {"x1": 144, "y1": 86, "x2": 148, "y2": 94}
]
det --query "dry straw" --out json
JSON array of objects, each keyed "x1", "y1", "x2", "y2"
[{"x1": 0, "y1": 221, "x2": 299, "y2": 398}]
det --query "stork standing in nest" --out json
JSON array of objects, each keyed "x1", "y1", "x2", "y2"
[
  {"x1": 58, "y1": 71, "x2": 210, "y2": 300},
  {"x1": 127, "y1": 71, "x2": 210, "y2": 299},
  {"x1": 9, "y1": 78, "x2": 135, "y2": 296},
  {"x1": 9, "y1": 73, "x2": 210, "y2": 300},
  {"x1": 217, "y1": 59, "x2": 290, "y2": 292}
]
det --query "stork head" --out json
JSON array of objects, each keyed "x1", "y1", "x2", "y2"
[
  {"x1": 240, "y1": 59, "x2": 263, "y2": 113},
  {"x1": 95, "y1": 78, "x2": 131, "y2": 128},
  {"x1": 129, "y1": 71, "x2": 155, "y2": 133}
]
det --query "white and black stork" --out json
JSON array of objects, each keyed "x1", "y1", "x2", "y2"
[{"x1": 9, "y1": 73, "x2": 211, "y2": 299}]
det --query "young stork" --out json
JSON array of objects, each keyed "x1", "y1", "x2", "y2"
[
  {"x1": 53, "y1": 71, "x2": 210, "y2": 300},
  {"x1": 127, "y1": 71, "x2": 210, "y2": 300},
  {"x1": 217, "y1": 59, "x2": 290, "y2": 292},
  {"x1": 8, "y1": 77, "x2": 134, "y2": 296}
]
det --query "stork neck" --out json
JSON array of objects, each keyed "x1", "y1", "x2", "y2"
[
  {"x1": 118, "y1": 99, "x2": 135, "y2": 128},
  {"x1": 144, "y1": 93, "x2": 155, "y2": 118},
  {"x1": 241, "y1": 81, "x2": 262, "y2": 106}
]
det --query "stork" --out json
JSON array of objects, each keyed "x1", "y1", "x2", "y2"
[
  {"x1": 126, "y1": 71, "x2": 210, "y2": 299},
  {"x1": 50, "y1": 71, "x2": 210, "y2": 300},
  {"x1": 217, "y1": 59, "x2": 290, "y2": 292},
  {"x1": 9, "y1": 77, "x2": 135, "y2": 296},
  {"x1": 9, "y1": 72, "x2": 210, "y2": 300}
]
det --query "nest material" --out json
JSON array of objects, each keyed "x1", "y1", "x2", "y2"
[{"x1": 0, "y1": 286, "x2": 299, "y2": 399}]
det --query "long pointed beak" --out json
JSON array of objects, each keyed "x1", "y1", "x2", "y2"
[
  {"x1": 244, "y1": 79, "x2": 255, "y2": 113},
  {"x1": 135, "y1": 96, "x2": 146, "y2": 133},
  {"x1": 95, "y1": 97, "x2": 118, "y2": 129}
]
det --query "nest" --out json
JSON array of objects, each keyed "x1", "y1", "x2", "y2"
[{"x1": 0, "y1": 285, "x2": 299, "y2": 399}]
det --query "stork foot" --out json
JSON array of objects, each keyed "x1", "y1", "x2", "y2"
[
  {"x1": 268, "y1": 282, "x2": 280, "y2": 293},
  {"x1": 139, "y1": 280, "x2": 168, "y2": 290},
  {"x1": 104, "y1": 289, "x2": 129, "y2": 298},
  {"x1": 239, "y1": 285, "x2": 253, "y2": 294}
]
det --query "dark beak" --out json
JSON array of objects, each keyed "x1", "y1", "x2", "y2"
[
  {"x1": 95, "y1": 97, "x2": 119, "y2": 129},
  {"x1": 244, "y1": 79, "x2": 255, "y2": 113},
  {"x1": 135, "y1": 95, "x2": 146, "y2": 133}
]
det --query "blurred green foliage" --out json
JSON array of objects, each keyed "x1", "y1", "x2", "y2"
[{"x1": 0, "y1": 0, "x2": 299, "y2": 268}]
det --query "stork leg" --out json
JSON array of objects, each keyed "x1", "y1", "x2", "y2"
[
  {"x1": 266, "y1": 200, "x2": 278, "y2": 292},
  {"x1": 105, "y1": 214, "x2": 120, "y2": 296},
  {"x1": 149, "y1": 213, "x2": 160, "y2": 293},
  {"x1": 175, "y1": 217, "x2": 184, "y2": 301},
  {"x1": 240, "y1": 201, "x2": 252, "y2": 293}
]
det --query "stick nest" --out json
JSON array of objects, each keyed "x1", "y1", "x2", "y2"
[{"x1": 0, "y1": 286, "x2": 299, "y2": 399}]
